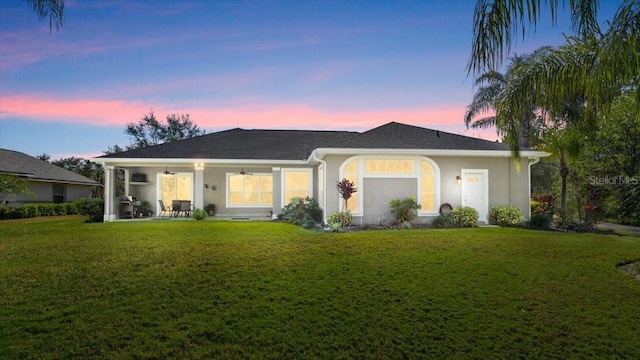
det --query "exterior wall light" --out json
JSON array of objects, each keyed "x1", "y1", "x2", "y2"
[{"x1": 456, "y1": 175, "x2": 462, "y2": 184}]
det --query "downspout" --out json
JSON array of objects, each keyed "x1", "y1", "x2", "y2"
[
  {"x1": 528, "y1": 157, "x2": 540, "y2": 218},
  {"x1": 310, "y1": 151, "x2": 328, "y2": 224}
]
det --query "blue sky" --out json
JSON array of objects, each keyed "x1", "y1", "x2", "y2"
[{"x1": 0, "y1": 0, "x2": 619, "y2": 159}]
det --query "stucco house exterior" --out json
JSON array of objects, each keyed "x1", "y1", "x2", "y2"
[
  {"x1": 0, "y1": 148, "x2": 100, "y2": 207},
  {"x1": 93, "y1": 122, "x2": 549, "y2": 224}
]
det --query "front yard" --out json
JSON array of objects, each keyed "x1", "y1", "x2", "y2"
[{"x1": 1, "y1": 216, "x2": 639, "y2": 359}]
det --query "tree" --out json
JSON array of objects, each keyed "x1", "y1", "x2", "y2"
[
  {"x1": 0, "y1": 174, "x2": 35, "y2": 204},
  {"x1": 580, "y1": 93, "x2": 640, "y2": 224},
  {"x1": 40, "y1": 154, "x2": 105, "y2": 198},
  {"x1": 336, "y1": 178, "x2": 356, "y2": 212},
  {"x1": 468, "y1": 0, "x2": 639, "y2": 117},
  {"x1": 464, "y1": 53, "x2": 543, "y2": 151},
  {"x1": 24, "y1": 0, "x2": 65, "y2": 33},
  {"x1": 124, "y1": 110, "x2": 205, "y2": 149}
]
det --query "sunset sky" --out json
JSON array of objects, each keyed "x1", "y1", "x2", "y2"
[{"x1": 0, "y1": 0, "x2": 619, "y2": 159}]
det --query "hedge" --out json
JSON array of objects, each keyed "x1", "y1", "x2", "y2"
[{"x1": 0, "y1": 198, "x2": 104, "y2": 222}]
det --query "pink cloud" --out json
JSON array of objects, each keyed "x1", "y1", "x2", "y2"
[
  {"x1": 1, "y1": 95, "x2": 161, "y2": 126},
  {"x1": 1, "y1": 94, "x2": 503, "y2": 142},
  {"x1": 48, "y1": 151, "x2": 105, "y2": 161}
]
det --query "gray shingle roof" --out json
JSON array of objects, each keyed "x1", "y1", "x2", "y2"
[
  {"x1": 0, "y1": 148, "x2": 100, "y2": 185},
  {"x1": 97, "y1": 122, "x2": 515, "y2": 161},
  {"x1": 98, "y1": 128, "x2": 359, "y2": 160},
  {"x1": 326, "y1": 122, "x2": 510, "y2": 151}
]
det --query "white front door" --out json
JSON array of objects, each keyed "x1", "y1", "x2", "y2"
[{"x1": 461, "y1": 169, "x2": 488, "y2": 223}]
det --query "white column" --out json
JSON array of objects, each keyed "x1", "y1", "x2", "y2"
[
  {"x1": 123, "y1": 168, "x2": 130, "y2": 196},
  {"x1": 104, "y1": 166, "x2": 116, "y2": 221},
  {"x1": 194, "y1": 163, "x2": 204, "y2": 210}
]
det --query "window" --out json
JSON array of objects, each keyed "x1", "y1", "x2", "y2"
[
  {"x1": 160, "y1": 173, "x2": 192, "y2": 208},
  {"x1": 228, "y1": 174, "x2": 273, "y2": 207},
  {"x1": 342, "y1": 159, "x2": 359, "y2": 212},
  {"x1": 339, "y1": 156, "x2": 440, "y2": 216},
  {"x1": 53, "y1": 184, "x2": 65, "y2": 203},
  {"x1": 318, "y1": 165, "x2": 325, "y2": 209},
  {"x1": 420, "y1": 161, "x2": 436, "y2": 213},
  {"x1": 282, "y1": 169, "x2": 312, "y2": 205},
  {"x1": 365, "y1": 159, "x2": 414, "y2": 174}
]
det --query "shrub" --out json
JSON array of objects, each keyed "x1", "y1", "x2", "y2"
[
  {"x1": 399, "y1": 221, "x2": 412, "y2": 229},
  {"x1": 527, "y1": 213, "x2": 552, "y2": 229},
  {"x1": 431, "y1": 215, "x2": 459, "y2": 229},
  {"x1": 0, "y1": 206, "x2": 8, "y2": 220},
  {"x1": 74, "y1": 198, "x2": 104, "y2": 223},
  {"x1": 489, "y1": 206, "x2": 524, "y2": 226},
  {"x1": 0, "y1": 202, "x2": 80, "y2": 220},
  {"x1": 449, "y1": 206, "x2": 479, "y2": 227},
  {"x1": 560, "y1": 219, "x2": 595, "y2": 233},
  {"x1": 61, "y1": 202, "x2": 78, "y2": 215},
  {"x1": 192, "y1": 208, "x2": 206, "y2": 220},
  {"x1": 389, "y1": 197, "x2": 421, "y2": 224},
  {"x1": 329, "y1": 222, "x2": 342, "y2": 232},
  {"x1": 531, "y1": 194, "x2": 555, "y2": 215},
  {"x1": 327, "y1": 211, "x2": 353, "y2": 227},
  {"x1": 278, "y1": 197, "x2": 323, "y2": 229}
]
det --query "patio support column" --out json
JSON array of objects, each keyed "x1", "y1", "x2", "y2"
[
  {"x1": 104, "y1": 166, "x2": 116, "y2": 221},
  {"x1": 123, "y1": 168, "x2": 130, "y2": 196},
  {"x1": 194, "y1": 163, "x2": 204, "y2": 210},
  {"x1": 272, "y1": 167, "x2": 281, "y2": 219}
]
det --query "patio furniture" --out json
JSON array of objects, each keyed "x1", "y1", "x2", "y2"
[
  {"x1": 171, "y1": 200, "x2": 182, "y2": 217},
  {"x1": 158, "y1": 200, "x2": 171, "y2": 217},
  {"x1": 120, "y1": 196, "x2": 141, "y2": 219},
  {"x1": 179, "y1": 200, "x2": 191, "y2": 217}
]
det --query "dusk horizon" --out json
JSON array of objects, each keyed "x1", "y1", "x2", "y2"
[{"x1": 0, "y1": 0, "x2": 618, "y2": 159}]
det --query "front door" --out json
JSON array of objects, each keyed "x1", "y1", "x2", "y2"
[{"x1": 461, "y1": 169, "x2": 488, "y2": 223}]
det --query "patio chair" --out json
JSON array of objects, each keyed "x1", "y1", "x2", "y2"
[
  {"x1": 180, "y1": 200, "x2": 191, "y2": 218},
  {"x1": 171, "y1": 200, "x2": 181, "y2": 217},
  {"x1": 158, "y1": 200, "x2": 171, "y2": 217}
]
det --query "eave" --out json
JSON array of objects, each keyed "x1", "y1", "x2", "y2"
[
  {"x1": 308, "y1": 148, "x2": 551, "y2": 161},
  {"x1": 91, "y1": 157, "x2": 309, "y2": 168}
]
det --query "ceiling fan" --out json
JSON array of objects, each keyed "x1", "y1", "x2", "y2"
[
  {"x1": 163, "y1": 167, "x2": 176, "y2": 175},
  {"x1": 237, "y1": 168, "x2": 253, "y2": 176}
]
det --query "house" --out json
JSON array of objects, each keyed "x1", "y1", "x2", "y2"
[
  {"x1": 93, "y1": 122, "x2": 549, "y2": 224},
  {"x1": 0, "y1": 148, "x2": 100, "y2": 206}
]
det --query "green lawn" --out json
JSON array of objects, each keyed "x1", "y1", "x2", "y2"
[{"x1": 1, "y1": 216, "x2": 639, "y2": 359}]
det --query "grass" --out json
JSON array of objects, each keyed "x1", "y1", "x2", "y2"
[{"x1": 1, "y1": 216, "x2": 640, "y2": 359}]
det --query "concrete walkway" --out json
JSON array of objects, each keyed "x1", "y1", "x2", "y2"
[{"x1": 598, "y1": 222, "x2": 640, "y2": 235}]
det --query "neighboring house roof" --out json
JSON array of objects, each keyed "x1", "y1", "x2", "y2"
[
  {"x1": 95, "y1": 122, "x2": 545, "y2": 162},
  {"x1": 0, "y1": 148, "x2": 100, "y2": 186}
]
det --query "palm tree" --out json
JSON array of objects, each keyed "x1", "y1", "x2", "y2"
[
  {"x1": 464, "y1": 53, "x2": 542, "y2": 153},
  {"x1": 468, "y1": 0, "x2": 639, "y2": 126},
  {"x1": 25, "y1": 0, "x2": 65, "y2": 33}
]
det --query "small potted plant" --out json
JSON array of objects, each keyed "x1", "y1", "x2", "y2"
[
  {"x1": 139, "y1": 200, "x2": 153, "y2": 217},
  {"x1": 204, "y1": 203, "x2": 216, "y2": 216}
]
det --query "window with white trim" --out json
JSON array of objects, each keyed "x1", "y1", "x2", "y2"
[
  {"x1": 365, "y1": 159, "x2": 414, "y2": 174},
  {"x1": 339, "y1": 156, "x2": 440, "y2": 216},
  {"x1": 342, "y1": 159, "x2": 359, "y2": 212},
  {"x1": 420, "y1": 160, "x2": 436, "y2": 213},
  {"x1": 227, "y1": 173, "x2": 273, "y2": 207},
  {"x1": 282, "y1": 169, "x2": 313, "y2": 205}
]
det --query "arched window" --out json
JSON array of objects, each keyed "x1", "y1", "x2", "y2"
[
  {"x1": 420, "y1": 160, "x2": 436, "y2": 213},
  {"x1": 339, "y1": 156, "x2": 440, "y2": 216},
  {"x1": 342, "y1": 159, "x2": 359, "y2": 213}
]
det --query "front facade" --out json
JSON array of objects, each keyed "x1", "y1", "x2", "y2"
[
  {"x1": 93, "y1": 122, "x2": 548, "y2": 224},
  {"x1": 0, "y1": 148, "x2": 100, "y2": 207}
]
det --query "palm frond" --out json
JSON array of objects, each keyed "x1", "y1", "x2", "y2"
[{"x1": 24, "y1": 0, "x2": 65, "y2": 33}]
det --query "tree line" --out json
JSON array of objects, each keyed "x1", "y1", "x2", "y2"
[{"x1": 34, "y1": 111, "x2": 205, "y2": 199}]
